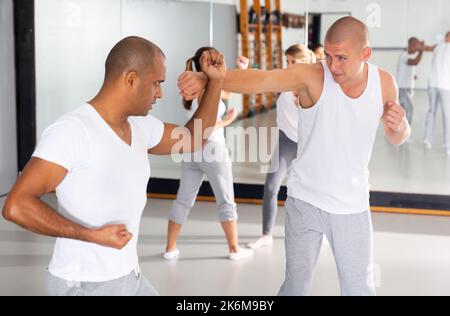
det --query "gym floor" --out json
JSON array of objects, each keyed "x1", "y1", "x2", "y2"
[{"x1": 2, "y1": 194, "x2": 450, "y2": 296}]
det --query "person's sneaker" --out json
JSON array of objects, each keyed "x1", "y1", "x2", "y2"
[
  {"x1": 246, "y1": 236, "x2": 274, "y2": 249},
  {"x1": 163, "y1": 248, "x2": 180, "y2": 261},
  {"x1": 446, "y1": 149, "x2": 450, "y2": 157},
  {"x1": 424, "y1": 140, "x2": 432, "y2": 149},
  {"x1": 229, "y1": 248, "x2": 254, "y2": 261}
]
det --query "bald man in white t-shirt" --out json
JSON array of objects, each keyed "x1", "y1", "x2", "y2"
[{"x1": 2, "y1": 37, "x2": 226, "y2": 296}]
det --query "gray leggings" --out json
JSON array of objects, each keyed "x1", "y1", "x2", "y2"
[
  {"x1": 399, "y1": 88, "x2": 414, "y2": 125},
  {"x1": 262, "y1": 131, "x2": 298, "y2": 235},
  {"x1": 278, "y1": 197, "x2": 376, "y2": 296},
  {"x1": 169, "y1": 141, "x2": 238, "y2": 225},
  {"x1": 425, "y1": 88, "x2": 450, "y2": 148},
  {"x1": 46, "y1": 269, "x2": 159, "y2": 296}
]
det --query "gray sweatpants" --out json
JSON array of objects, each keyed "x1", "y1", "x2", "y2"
[
  {"x1": 278, "y1": 197, "x2": 376, "y2": 296},
  {"x1": 46, "y1": 269, "x2": 159, "y2": 296},
  {"x1": 169, "y1": 141, "x2": 238, "y2": 225},
  {"x1": 262, "y1": 130, "x2": 298, "y2": 235},
  {"x1": 399, "y1": 88, "x2": 414, "y2": 125},
  {"x1": 424, "y1": 88, "x2": 450, "y2": 148}
]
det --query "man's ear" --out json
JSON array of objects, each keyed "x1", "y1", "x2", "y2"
[
  {"x1": 362, "y1": 47, "x2": 372, "y2": 62},
  {"x1": 125, "y1": 71, "x2": 138, "y2": 87}
]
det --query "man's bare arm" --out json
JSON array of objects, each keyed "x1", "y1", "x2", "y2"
[
  {"x1": 407, "y1": 50, "x2": 424, "y2": 66},
  {"x1": 178, "y1": 62, "x2": 316, "y2": 101},
  {"x1": 149, "y1": 80, "x2": 223, "y2": 155},
  {"x1": 380, "y1": 70, "x2": 411, "y2": 145},
  {"x1": 2, "y1": 158, "x2": 132, "y2": 249},
  {"x1": 150, "y1": 50, "x2": 226, "y2": 155}
]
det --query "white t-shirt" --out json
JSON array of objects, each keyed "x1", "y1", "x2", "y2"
[
  {"x1": 397, "y1": 51, "x2": 417, "y2": 89},
  {"x1": 287, "y1": 61, "x2": 383, "y2": 214},
  {"x1": 33, "y1": 103, "x2": 164, "y2": 282},
  {"x1": 186, "y1": 99, "x2": 226, "y2": 143},
  {"x1": 430, "y1": 43, "x2": 450, "y2": 90},
  {"x1": 276, "y1": 92, "x2": 299, "y2": 142}
]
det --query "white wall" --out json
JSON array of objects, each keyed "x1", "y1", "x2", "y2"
[
  {"x1": 282, "y1": 0, "x2": 408, "y2": 47},
  {"x1": 34, "y1": 0, "x2": 450, "y2": 133},
  {"x1": 280, "y1": 0, "x2": 450, "y2": 89},
  {"x1": 35, "y1": 0, "x2": 122, "y2": 138},
  {"x1": 36, "y1": 0, "x2": 237, "y2": 137},
  {"x1": 0, "y1": 0, "x2": 18, "y2": 195},
  {"x1": 121, "y1": 0, "x2": 237, "y2": 124}
]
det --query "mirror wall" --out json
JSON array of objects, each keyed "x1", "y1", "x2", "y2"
[
  {"x1": 34, "y1": 0, "x2": 450, "y2": 202},
  {"x1": 0, "y1": 0, "x2": 17, "y2": 196},
  {"x1": 266, "y1": 0, "x2": 450, "y2": 196}
]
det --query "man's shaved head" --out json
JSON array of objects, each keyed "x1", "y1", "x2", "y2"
[
  {"x1": 408, "y1": 37, "x2": 420, "y2": 45},
  {"x1": 407, "y1": 37, "x2": 421, "y2": 53},
  {"x1": 323, "y1": 17, "x2": 372, "y2": 85},
  {"x1": 325, "y1": 16, "x2": 370, "y2": 48},
  {"x1": 104, "y1": 36, "x2": 165, "y2": 82},
  {"x1": 98, "y1": 36, "x2": 166, "y2": 117}
]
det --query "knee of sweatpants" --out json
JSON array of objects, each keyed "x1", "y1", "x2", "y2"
[
  {"x1": 218, "y1": 203, "x2": 238, "y2": 222},
  {"x1": 339, "y1": 269, "x2": 376, "y2": 296},
  {"x1": 278, "y1": 275, "x2": 311, "y2": 296},
  {"x1": 341, "y1": 283, "x2": 376, "y2": 296},
  {"x1": 169, "y1": 201, "x2": 191, "y2": 225},
  {"x1": 137, "y1": 275, "x2": 160, "y2": 296},
  {"x1": 46, "y1": 271, "x2": 83, "y2": 296}
]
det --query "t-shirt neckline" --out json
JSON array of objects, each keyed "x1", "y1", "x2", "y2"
[{"x1": 84, "y1": 103, "x2": 135, "y2": 149}]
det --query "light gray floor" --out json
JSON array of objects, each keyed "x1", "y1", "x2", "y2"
[
  {"x1": 150, "y1": 90, "x2": 450, "y2": 195},
  {"x1": 2, "y1": 194, "x2": 450, "y2": 296}
]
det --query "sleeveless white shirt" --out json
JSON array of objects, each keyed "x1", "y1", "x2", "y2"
[{"x1": 287, "y1": 60, "x2": 384, "y2": 214}]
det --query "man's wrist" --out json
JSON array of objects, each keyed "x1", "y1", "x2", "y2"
[
  {"x1": 198, "y1": 72, "x2": 208, "y2": 86},
  {"x1": 207, "y1": 78, "x2": 225, "y2": 86},
  {"x1": 76, "y1": 226, "x2": 96, "y2": 243}
]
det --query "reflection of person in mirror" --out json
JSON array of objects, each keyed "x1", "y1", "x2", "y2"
[
  {"x1": 164, "y1": 48, "x2": 254, "y2": 262},
  {"x1": 2, "y1": 36, "x2": 226, "y2": 296},
  {"x1": 178, "y1": 17, "x2": 411, "y2": 296},
  {"x1": 397, "y1": 37, "x2": 434, "y2": 133},
  {"x1": 312, "y1": 43, "x2": 326, "y2": 61},
  {"x1": 424, "y1": 31, "x2": 450, "y2": 154},
  {"x1": 247, "y1": 44, "x2": 315, "y2": 250}
]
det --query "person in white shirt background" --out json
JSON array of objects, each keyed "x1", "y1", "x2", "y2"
[{"x1": 424, "y1": 31, "x2": 450, "y2": 155}]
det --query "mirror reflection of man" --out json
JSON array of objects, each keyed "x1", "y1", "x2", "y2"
[
  {"x1": 424, "y1": 32, "x2": 450, "y2": 154},
  {"x1": 397, "y1": 37, "x2": 435, "y2": 131}
]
